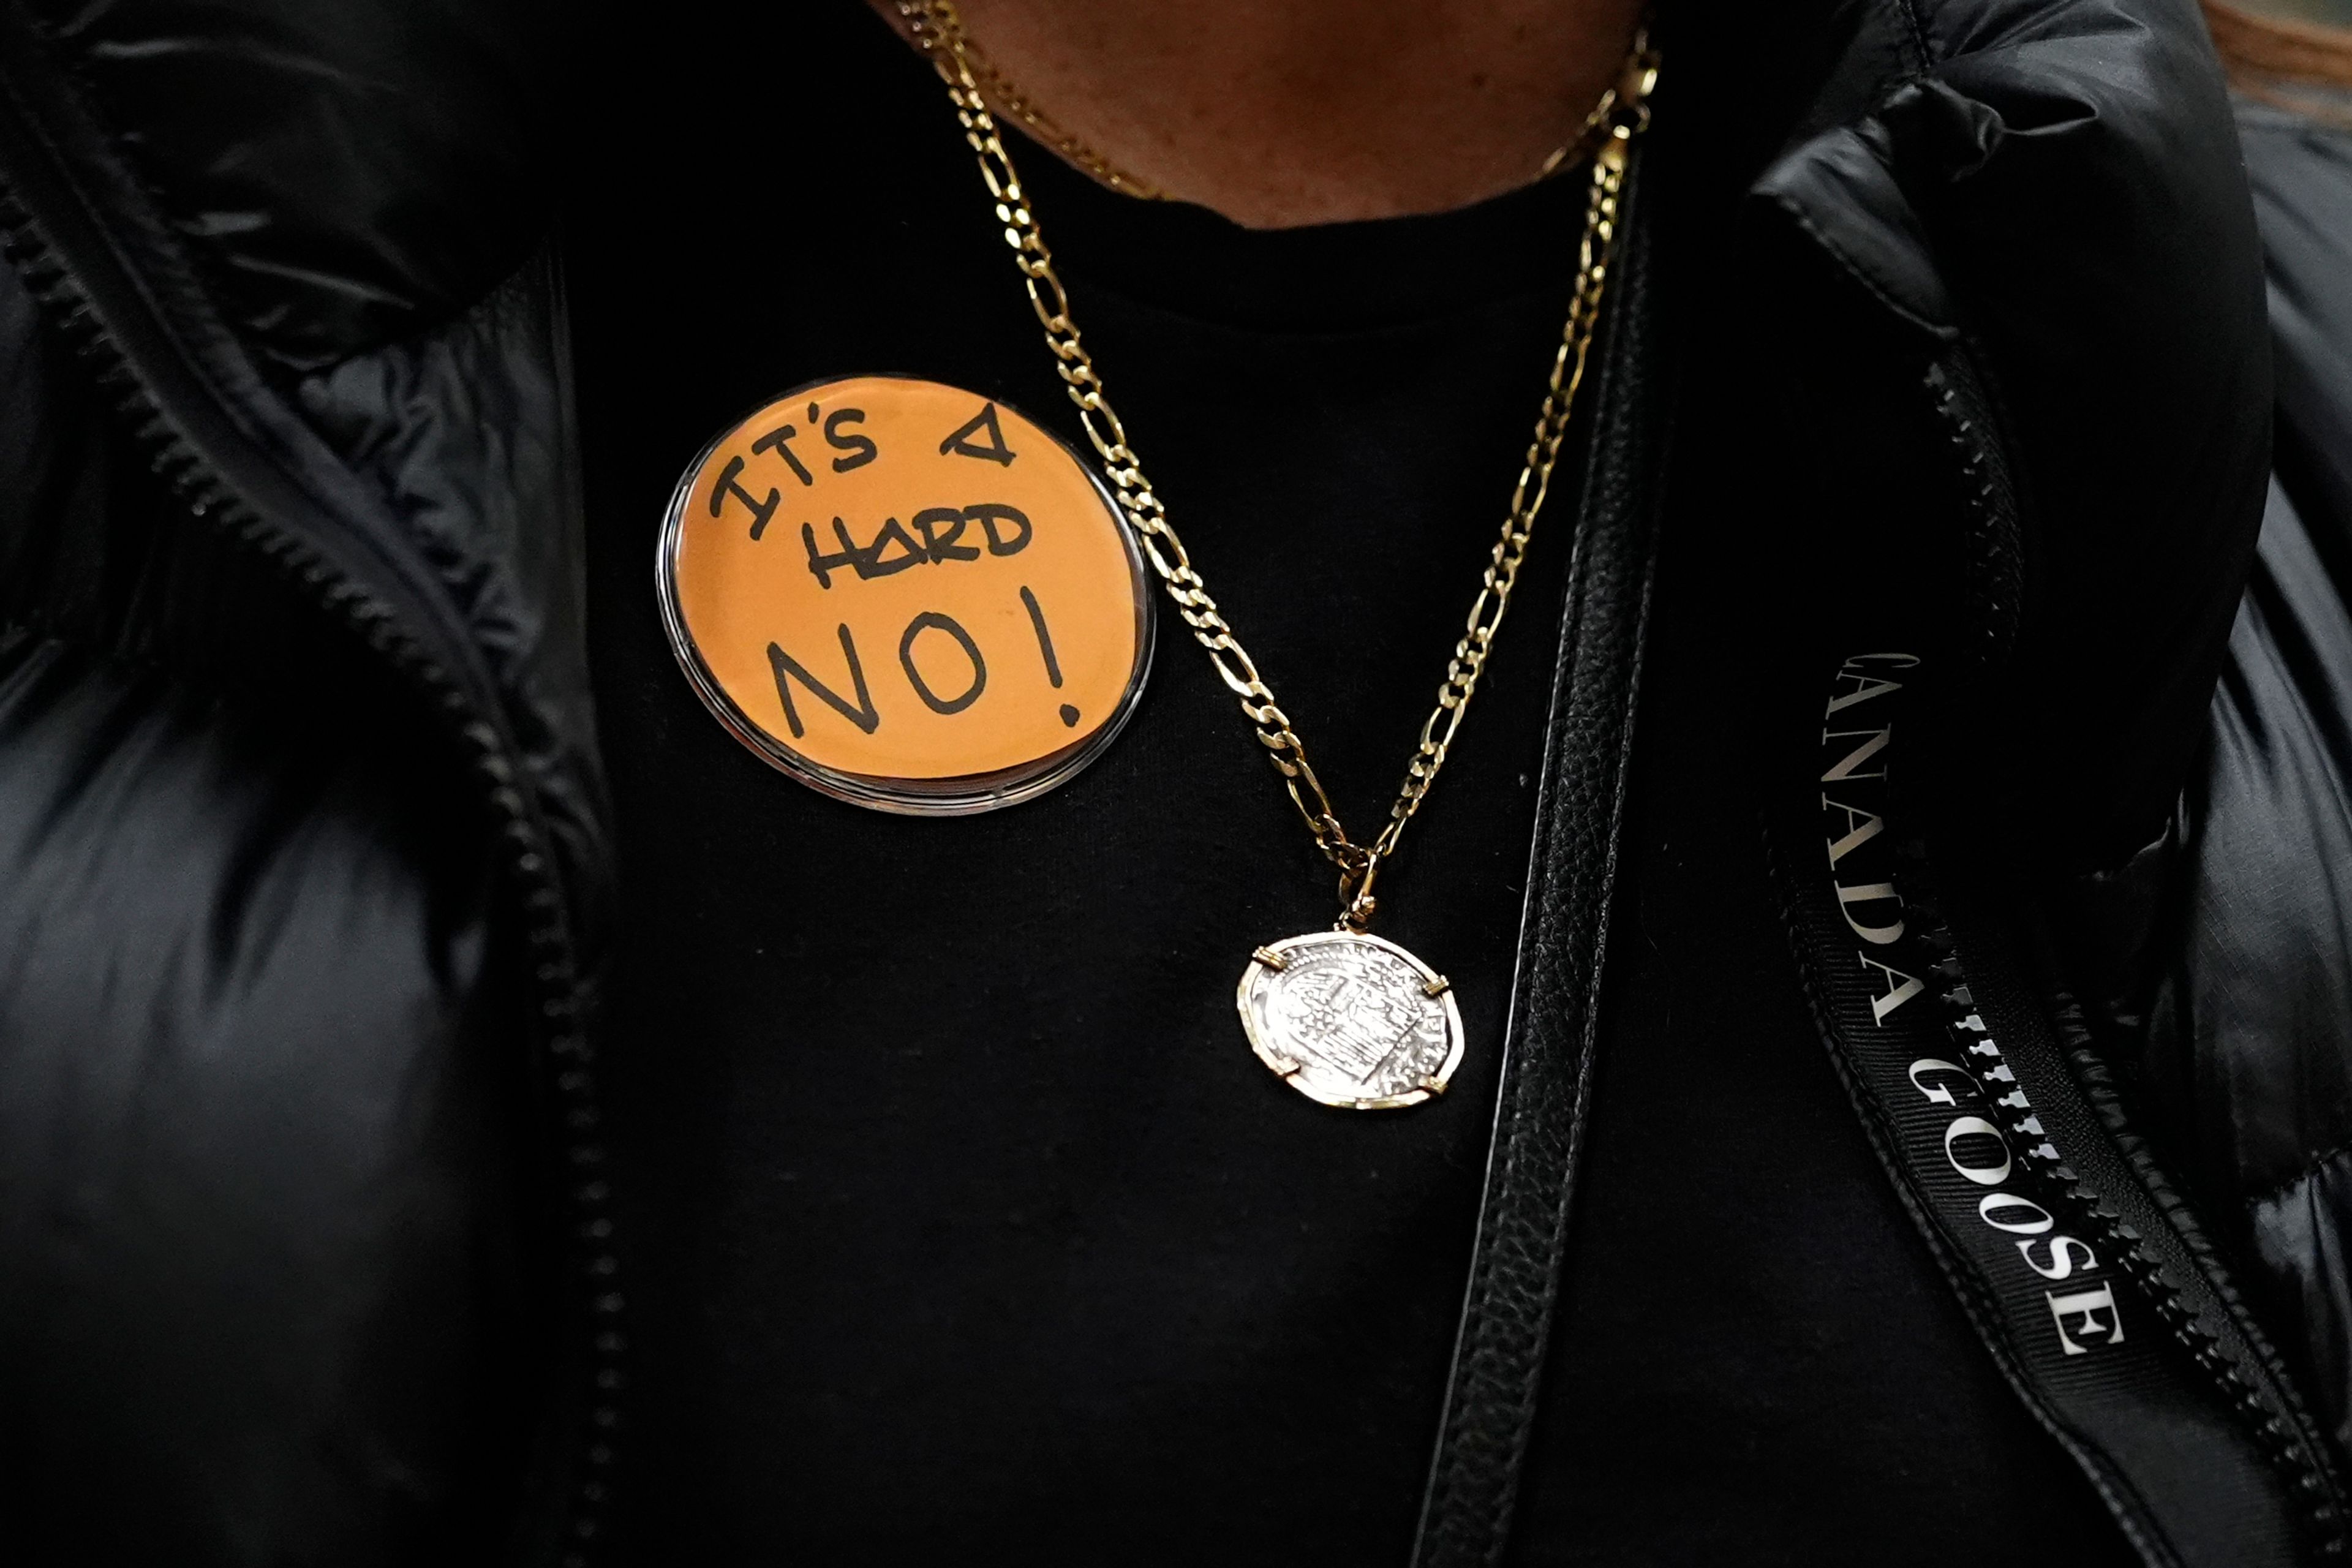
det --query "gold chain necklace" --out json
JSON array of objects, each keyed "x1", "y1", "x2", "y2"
[
  {"x1": 907, "y1": 5, "x2": 1640, "y2": 203},
  {"x1": 900, "y1": 0, "x2": 1658, "y2": 1109},
  {"x1": 926, "y1": 19, "x2": 1166, "y2": 198}
]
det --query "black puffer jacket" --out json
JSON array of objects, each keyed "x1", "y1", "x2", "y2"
[{"x1": 1, "y1": 1, "x2": 2348, "y2": 1563}]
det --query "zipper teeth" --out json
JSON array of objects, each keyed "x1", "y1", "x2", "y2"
[
  {"x1": 1924, "y1": 930, "x2": 2350, "y2": 1555},
  {"x1": 1924, "y1": 361, "x2": 2023, "y2": 674},
  {"x1": 0, "y1": 188, "x2": 622, "y2": 1561},
  {"x1": 1920, "y1": 358, "x2": 2347, "y2": 1553},
  {"x1": 2043, "y1": 996, "x2": 2351, "y2": 1554}
]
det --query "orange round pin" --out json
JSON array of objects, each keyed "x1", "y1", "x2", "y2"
[{"x1": 658, "y1": 375, "x2": 1154, "y2": 813}]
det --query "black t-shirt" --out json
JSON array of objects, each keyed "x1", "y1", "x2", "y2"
[{"x1": 571, "y1": 7, "x2": 2136, "y2": 1561}]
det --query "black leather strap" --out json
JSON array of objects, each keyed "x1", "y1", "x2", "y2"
[
  {"x1": 1774, "y1": 652, "x2": 2349, "y2": 1567},
  {"x1": 1410, "y1": 141, "x2": 1672, "y2": 1568}
]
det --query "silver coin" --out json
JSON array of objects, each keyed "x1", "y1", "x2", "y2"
[{"x1": 1237, "y1": 930, "x2": 1465, "y2": 1110}]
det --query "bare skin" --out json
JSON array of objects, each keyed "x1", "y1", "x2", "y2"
[{"x1": 869, "y1": 0, "x2": 1648, "y2": 228}]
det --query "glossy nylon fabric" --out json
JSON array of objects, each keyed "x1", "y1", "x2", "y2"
[
  {"x1": 2151, "y1": 105, "x2": 2352, "y2": 1465},
  {"x1": 0, "y1": 252, "x2": 549, "y2": 1559},
  {"x1": 1744, "y1": 0, "x2": 2273, "y2": 875},
  {"x1": 17, "y1": 0, "x2": 557, "y2": 372},
  {"x1": 0, "y1": 0, "x2": 2348, "y2": 1561},
  {"x1": 0, "y1": 0, "x2": 586, "y2": 1561}
]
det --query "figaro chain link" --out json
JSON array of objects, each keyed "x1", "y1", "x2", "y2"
[
  {"x1": 917, "y1": 19, "x2": 1166, "y2": 199},
  {"x1": 899, "y1": 0, "x2": 1657, "y2": 927}
]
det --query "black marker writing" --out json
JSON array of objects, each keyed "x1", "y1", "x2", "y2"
[
  {"x1": 751, "y1": 425, "x2": 815, "y2": 487},
  {"x1": 1021, "y1": 585, "x2": 1082, "y2": 728},
  {"x1": 911, "y1": 507, "x2": 979, "y2": 562},
  {"x1": 824, "y1": 407, "x2": 880, "y2": 472},
  {"x1": 968, "y1": 503, "x2": 1031, "y2": 556},
  {"x1": 768, "y1": 626, "x2": 880, "y2": 737},
  {"x1": 759, "y1": 592, "x2": 1090, "y2": 741},
  {"x1": 801, "y1": 504, "x2": 1033, "y2": 587},
  {"x1": 803, "y1": 516, "x2": 925, "y2": 588},
  {"x1": 1020, "y1": 585, "x2": 1063, "y2": 687},
  {"x1": 899, "y1": 612, "x2": 988, "y2": 715},
  {"x1": 710, "y1": 455, "x2": 780, "y2": 541},
  {"x1": 940, "y1": 402, "x2": 1017, "y2": 467}
]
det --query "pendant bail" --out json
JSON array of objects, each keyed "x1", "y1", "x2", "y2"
[{"x1": 1336, "y1": 848, "x2": 1381, "y2": 931}]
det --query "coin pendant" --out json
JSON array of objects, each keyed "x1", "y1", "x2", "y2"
[{"x1": 1237, "y1": 931, "x2": 1465, "y2": 1110}]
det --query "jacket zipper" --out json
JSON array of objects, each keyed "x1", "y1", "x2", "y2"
[{"x1": 0, "y1": 55, "x2": 623, "y2": 1568}]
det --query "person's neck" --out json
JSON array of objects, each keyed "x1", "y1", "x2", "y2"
[{"x1": 872, "y1": 0, "x2": 1647, "y2": 229}]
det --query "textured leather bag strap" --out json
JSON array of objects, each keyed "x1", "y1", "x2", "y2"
[
  {"x1": 1410, "y1": 140, "x2": 1671, "y2": 1568},
  {"x1": 1774, "y1": 652, "x2": 2350, "y2": 1568}
]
